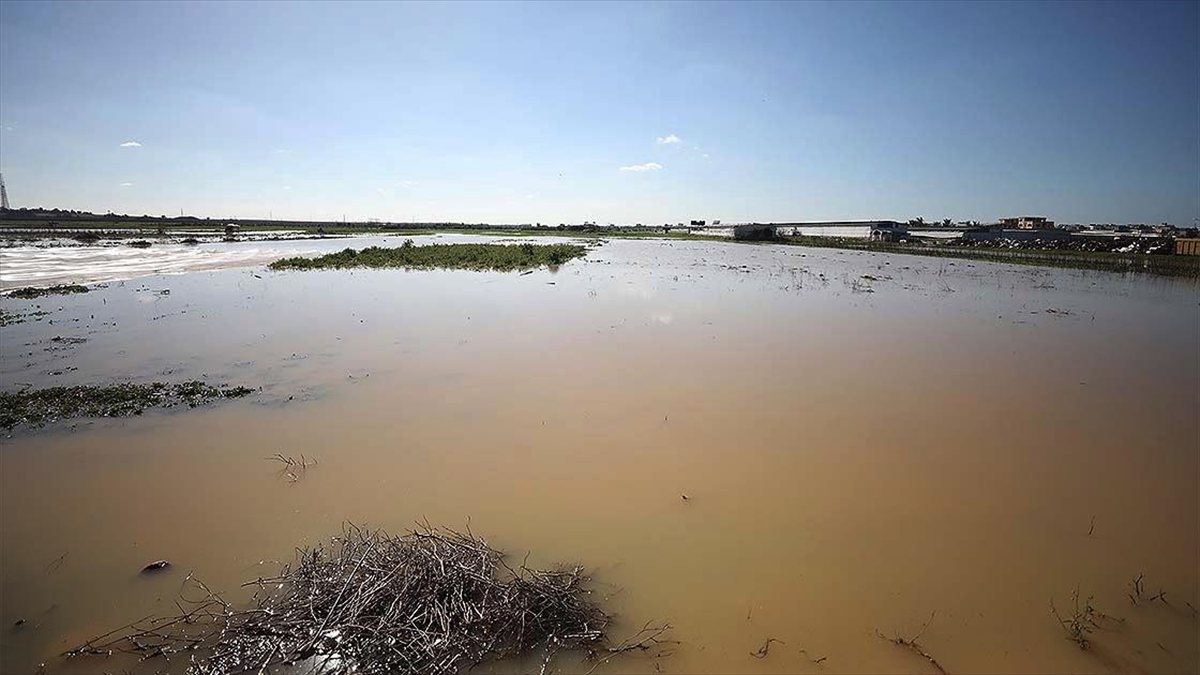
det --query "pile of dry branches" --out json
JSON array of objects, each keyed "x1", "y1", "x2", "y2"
[{"x1": 65, "y1": 524, "x2": 671, "y2": 674}]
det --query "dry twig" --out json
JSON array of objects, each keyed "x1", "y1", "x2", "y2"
[
  {"x1": 750, "y1": 637, "x2": 783, "y2": 659},
  {"x1": 266, "y1": 453, "x2": 318, "y2": 483},
  {"x1": 877, "y1": 611, "x2": 948, "y2": 674},
  {"x1": 64, "y1": 524, "x2": 671, "y2": 675}
]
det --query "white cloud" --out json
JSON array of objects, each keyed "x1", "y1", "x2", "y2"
[
  {"x1": 120, "y1": 182, "x2": 133, "y2": 187},
  {"x1": 656, "y1": 134, "x2": 681, "y2": 145},
  {"x1": 282, "y1": 185, "x2": 292, "y2": 190},
  {"x1": 619, "y1": 162, "x2": 663, "y2": 172},
  {"x1": 396, "y1": 181, "x2": 418, "y2": 188},
  {"x1": 119, "y1": 141, "x2": 142, "y2": 148}
]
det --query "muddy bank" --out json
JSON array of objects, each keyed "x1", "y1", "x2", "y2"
[
  {"x1": 5, "y1": 284, "x2": 89, "y2": 299},
  {"x1": 0, "y1": 381, "x2": 255, "y2": 430}
]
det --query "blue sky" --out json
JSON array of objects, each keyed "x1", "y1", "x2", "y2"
[{"x1": 1, "y1": 0, "x2": 1196, "y2": 225}]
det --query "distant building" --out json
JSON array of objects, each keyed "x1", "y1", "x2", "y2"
[
  {"x1": 999, "y1": 216, "x2": 1055, "y2": 229},
  {"x1": 870, "y1": 222, "x2": 908, "y2": 242},
  {"x1": 1175, "y1": 238, "x2": 1200, "y2": 256},
  {"x1": 963, "y1": 228, "x2": 1071, "y2": 243},
  {"x1": 733, "y1": 224, "x2": 775, "y2": 240}
]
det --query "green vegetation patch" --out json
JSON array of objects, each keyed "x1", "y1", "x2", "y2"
[
  {"x1": 6, "y1": 284, "x2": 90, "y2": 299},
  {"x1": 269, "y1": 241, "x2": 588, "y2": 272},
  {"x1": 0, "y1": 308, "x2": 49, "y2": 327},
  {"x1": 0, "y1": 381, "x2": 256, "y2": 430}
]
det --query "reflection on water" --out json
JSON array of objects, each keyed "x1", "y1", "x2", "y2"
[
  {"x1": 0, "y1": 236, "x2": 383, "y2": 289},
  {"x1": 1, "y1": 237, "x2": 1197, "y2": 674}
]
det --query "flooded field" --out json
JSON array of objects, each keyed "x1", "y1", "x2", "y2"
[{"x1": 1, "y1": 235, "x2": 1197, "y2": 674}]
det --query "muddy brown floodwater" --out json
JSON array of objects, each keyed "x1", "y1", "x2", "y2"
[{"x1": 1, "y1": 235, "x2": 1197, "y2": 674}]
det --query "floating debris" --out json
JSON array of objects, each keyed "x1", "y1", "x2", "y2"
[
  {"x1": 65, "y1": 524, "x2": 672, "y2": 675},
  {"x1": 751, "y1": 637, "x2": 784, "y2": 659}
]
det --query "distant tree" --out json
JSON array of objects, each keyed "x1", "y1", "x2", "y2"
[
  {"x1": 941, "y1": 218, "x2": 952, "y2": 227},
  {"x1": 907, "y1": 217, "x2": 926, "y2": 226}
]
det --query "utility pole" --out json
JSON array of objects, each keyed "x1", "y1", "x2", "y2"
[{"x1": 0, "y1": 172, "x2": 10, "y2": 210}]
